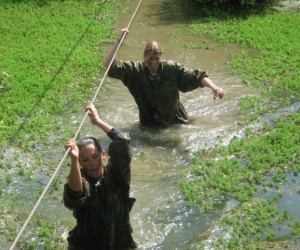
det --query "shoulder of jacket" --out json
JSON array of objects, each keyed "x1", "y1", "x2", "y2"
[{"x1": 116, "y1": 131, "x2": 131, "y2": 142}]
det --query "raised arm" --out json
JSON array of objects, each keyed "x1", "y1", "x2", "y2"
[
  {"x1": 64, "y1": 138, "x2": 82, "y2": 191},
  {"x1": 86, "y1": 103, "x2": 113, "y2": 133},
  {"x1": 104, "y1": 28, "x2": 129, "y2": 68},
  {"x1": 65, "y1": 103, "x2": 112, "y2": 192},
  {"x1": 86, "y1": 103, "x2": 132, "y2": 190}
]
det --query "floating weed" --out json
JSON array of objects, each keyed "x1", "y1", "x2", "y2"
[
  {"x1": 18, "y1": 167, "x2": 25, "y2": 177},
  {"x1": 291, "y1": 221, "x2": 300, "y2": 237},
  {"x1": 182, "y1": 110, "x2": 300, "y2": 246},
  {"x1": 201, "y1": 199, "x2": 299, "y2": 249},
  {"x1": 166, "y1": 196, "x2": 174, "y2": 204},
  {"x1": 156, "y1": 207, "x2": 164, "y2": 214},
  {"x1": 27, "y1": 169, "x2": 34, "y2": 180},
  {"x1": 187, "y1": 111, "x2": 300, "y2": 201},
  {"x1": 171, "y1": 30, "x2": 181, "y2": 39},
  {"x1": 19, "y1": 219, "x2": 66, "y2": 250},
  {"x1": 184, "y1": 41, "x2": 199, "y2": 50},
  {"x1": 52, "y1": 178, "x2": 61, "y2": 192},
  {"x1": 184, "y1": 41, "x2": 213, "y2": 51},
  {"x1": 6, "y1": 174, "x2": 12, "y2": 184},
  {"x1": 292, "y1": 164, "x2": 300, "y2": 175},
  {"x1": 140, "y1": 148, "x2": 150, "y2": 156}
]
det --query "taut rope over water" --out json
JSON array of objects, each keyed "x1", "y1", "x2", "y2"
[{"x1": 9, "y1": 0, "x2": 143, "y2": 249}]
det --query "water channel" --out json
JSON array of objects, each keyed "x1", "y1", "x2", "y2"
[
  {"x1": 2, "y1": 0, "x2": 299, "y2": 249},
  {"x1": 89, "y1": 0, "x2": 259, "y2": 248}
]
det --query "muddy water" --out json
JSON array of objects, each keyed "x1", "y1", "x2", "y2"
[
  {"x1": 88, "y1": 0, "x2": 260, "y2": 249},
  {"x1": 1, "y1": 0, "x2": 298, "y2": 249},
  {"x1": 63, "y1": 1, "x2": 300, "y2": 248},
  {"x1": 0, "y1": 0, "x2": 262, "y2": 249}
]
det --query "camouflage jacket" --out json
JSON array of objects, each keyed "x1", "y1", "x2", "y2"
[
  {"x1": 63, "y1": 128, "x2": 137, "y2": 250},
  {"x1": 108, "y1": 59, "x2": 208, "y2": 126}
]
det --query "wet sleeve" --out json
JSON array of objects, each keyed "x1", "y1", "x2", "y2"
[
  {"x1": 107, "y1": 59, "x2": 137, "y2": 88},
  {"x1": 176, "y1": 62, "x2": 208, "y2": 92},
  {"x1": 107, "y1": 128, "x2": 132, "y2": 188},
  {"x1": 63, "y1": 178, "x2": 91, "y2": 211}
]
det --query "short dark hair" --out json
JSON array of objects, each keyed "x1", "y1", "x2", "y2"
[
  {"x1": 144, "y1": 41, "x2": 162, "y2": 57},
  {"x1": 77, "y1": 137, "x2": 102, "y2": 152}
]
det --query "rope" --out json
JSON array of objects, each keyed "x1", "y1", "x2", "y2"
[{"x1": 9, "y1": 0, "x2": 143, "y2": 249}]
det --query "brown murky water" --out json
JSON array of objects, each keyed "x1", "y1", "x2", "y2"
[
  {"x1": 65, "y1": 0, "x2": 300, "y2": 246},
  {"x1": 0, "y1": 0, "x2": 265, "y2": 249},
  {"x1": 1, "y1": 0, "x2": 297, "y2": 249},
  {"x1": 87, "y1": 0, "x2": 260, "y2": 249}
]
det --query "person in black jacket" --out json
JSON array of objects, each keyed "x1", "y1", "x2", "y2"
[
  {"x1": 104, "y1": 28, "x2": 224, "y2": 126},
  {"x1": 63, "y1": 103, "x2": 137, "y2": 250}
]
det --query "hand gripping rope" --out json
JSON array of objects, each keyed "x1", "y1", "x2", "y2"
[{"x1": 9, "y1": 0, "x2": 143, "y2": 249}]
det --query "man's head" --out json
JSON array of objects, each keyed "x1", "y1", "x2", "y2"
[{"x1": 144, "y1": 41, "x2": 162, "y2": 74}]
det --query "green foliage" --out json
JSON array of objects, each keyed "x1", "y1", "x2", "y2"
[
  {"x1": 182, "y1": 110, "x2": 300, "y2": 245},
  {"x1": 213, "y1": 199, "x2": 295, "y2": 249},
  {"x1": 188, "y1": 10, "x2": 300, "y2": 122},
  {"x1": 0, "y1": 1, "x2": 123, "y2": 248},
  {"x1": 0, "y1": 71, "x2": 11, "y2": 96},
  {"x1": 0, "y1": 0, "x2": 120, "y2": 147},
  {"x1": 238, "y1": 96, "x2": 269, "y2": 124},
  {"x1": 6, "y1": 173, "x2": 13, "y2": 184},
  {"x1": 19, "y1": 219, "x2": 65, "y2": 250}
]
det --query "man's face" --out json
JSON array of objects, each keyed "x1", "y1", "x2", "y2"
[{"x1": 145, "y1": 53, "x2": 161, "y2": 74}]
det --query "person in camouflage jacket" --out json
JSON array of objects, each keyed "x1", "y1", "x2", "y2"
[
  {"x1": 104, "y1": 28, "x2": 224, "y2": 126},
  {"x1": 63, "y1": 103, "x2": 137, "y2": 250}
]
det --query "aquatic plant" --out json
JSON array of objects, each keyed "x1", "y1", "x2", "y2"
[
  {"x1": 183, "y1": 8, "x2": 300, "y2": 246},
  {"x1": 189, "y1": 198, "x2": 299, "y2": 249},
  {"x1": 0, "y1": 0, "x2": 119, "y2": 147},
  {"x1": 19, "y1": 219, "x2": 66, "y2": 250},
  {"x1": 188, "y1": 10, "x2": 300, "y2": 124},
  {"x1": 182, "y1": 110, "x2": 300, "y2": 204},
  {"x1": 0, "y1": 0, "x2": 123, "y2": 248}
]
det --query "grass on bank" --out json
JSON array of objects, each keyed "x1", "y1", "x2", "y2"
[
  {"x1": 188, "y1": 10, "x2": 300, "y2": 124},
  {"x1": 181, "y1": 7, "x2": 300, "y2": 249},
  {"x1": 0, "y1": 0, "x2": 120, "y2": 148},
  {"x1": 0, "y1": 1, "x2": 125, "y2": 249},
  {"x1": 1, "y1": 0, "x2": 299, "y2": 249}
]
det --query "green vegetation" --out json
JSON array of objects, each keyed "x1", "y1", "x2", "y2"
[
  {"x1": 1, "y1": 0, "x2": 299, "y2": 249},
  {"x1": 0, "y1": 0, "x2": 124, "y2": 248},
  {"x1": 188, "y1": 10, "x2": 300, "y2": 123},
  {"x1": 182, "y1": 6, "x2": 300, "y2": 249},
  {"x1": 0, "y1": 0, "x2": 120, "y2": 147},
  {"x1": 189, "y1": 198, "x2": 300, "y2": 249},
  {"x1": 20, "y1": 219, "x2": 65, "y2": 250},
  {"x1": 182, "y1": 110, "x2": 300, "y2": 204}
]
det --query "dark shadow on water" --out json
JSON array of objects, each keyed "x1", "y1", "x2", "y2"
[{"x1": 143, "y1": 0, "x2": 283, "y2": 25}]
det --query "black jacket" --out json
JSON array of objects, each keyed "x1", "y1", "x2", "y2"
[
  {"x1": 63, "y1": 128, "x2": 137, "y2": 250},
  {"x1": 108, "y1": 59, "x2": 207, "y2": 126}
]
